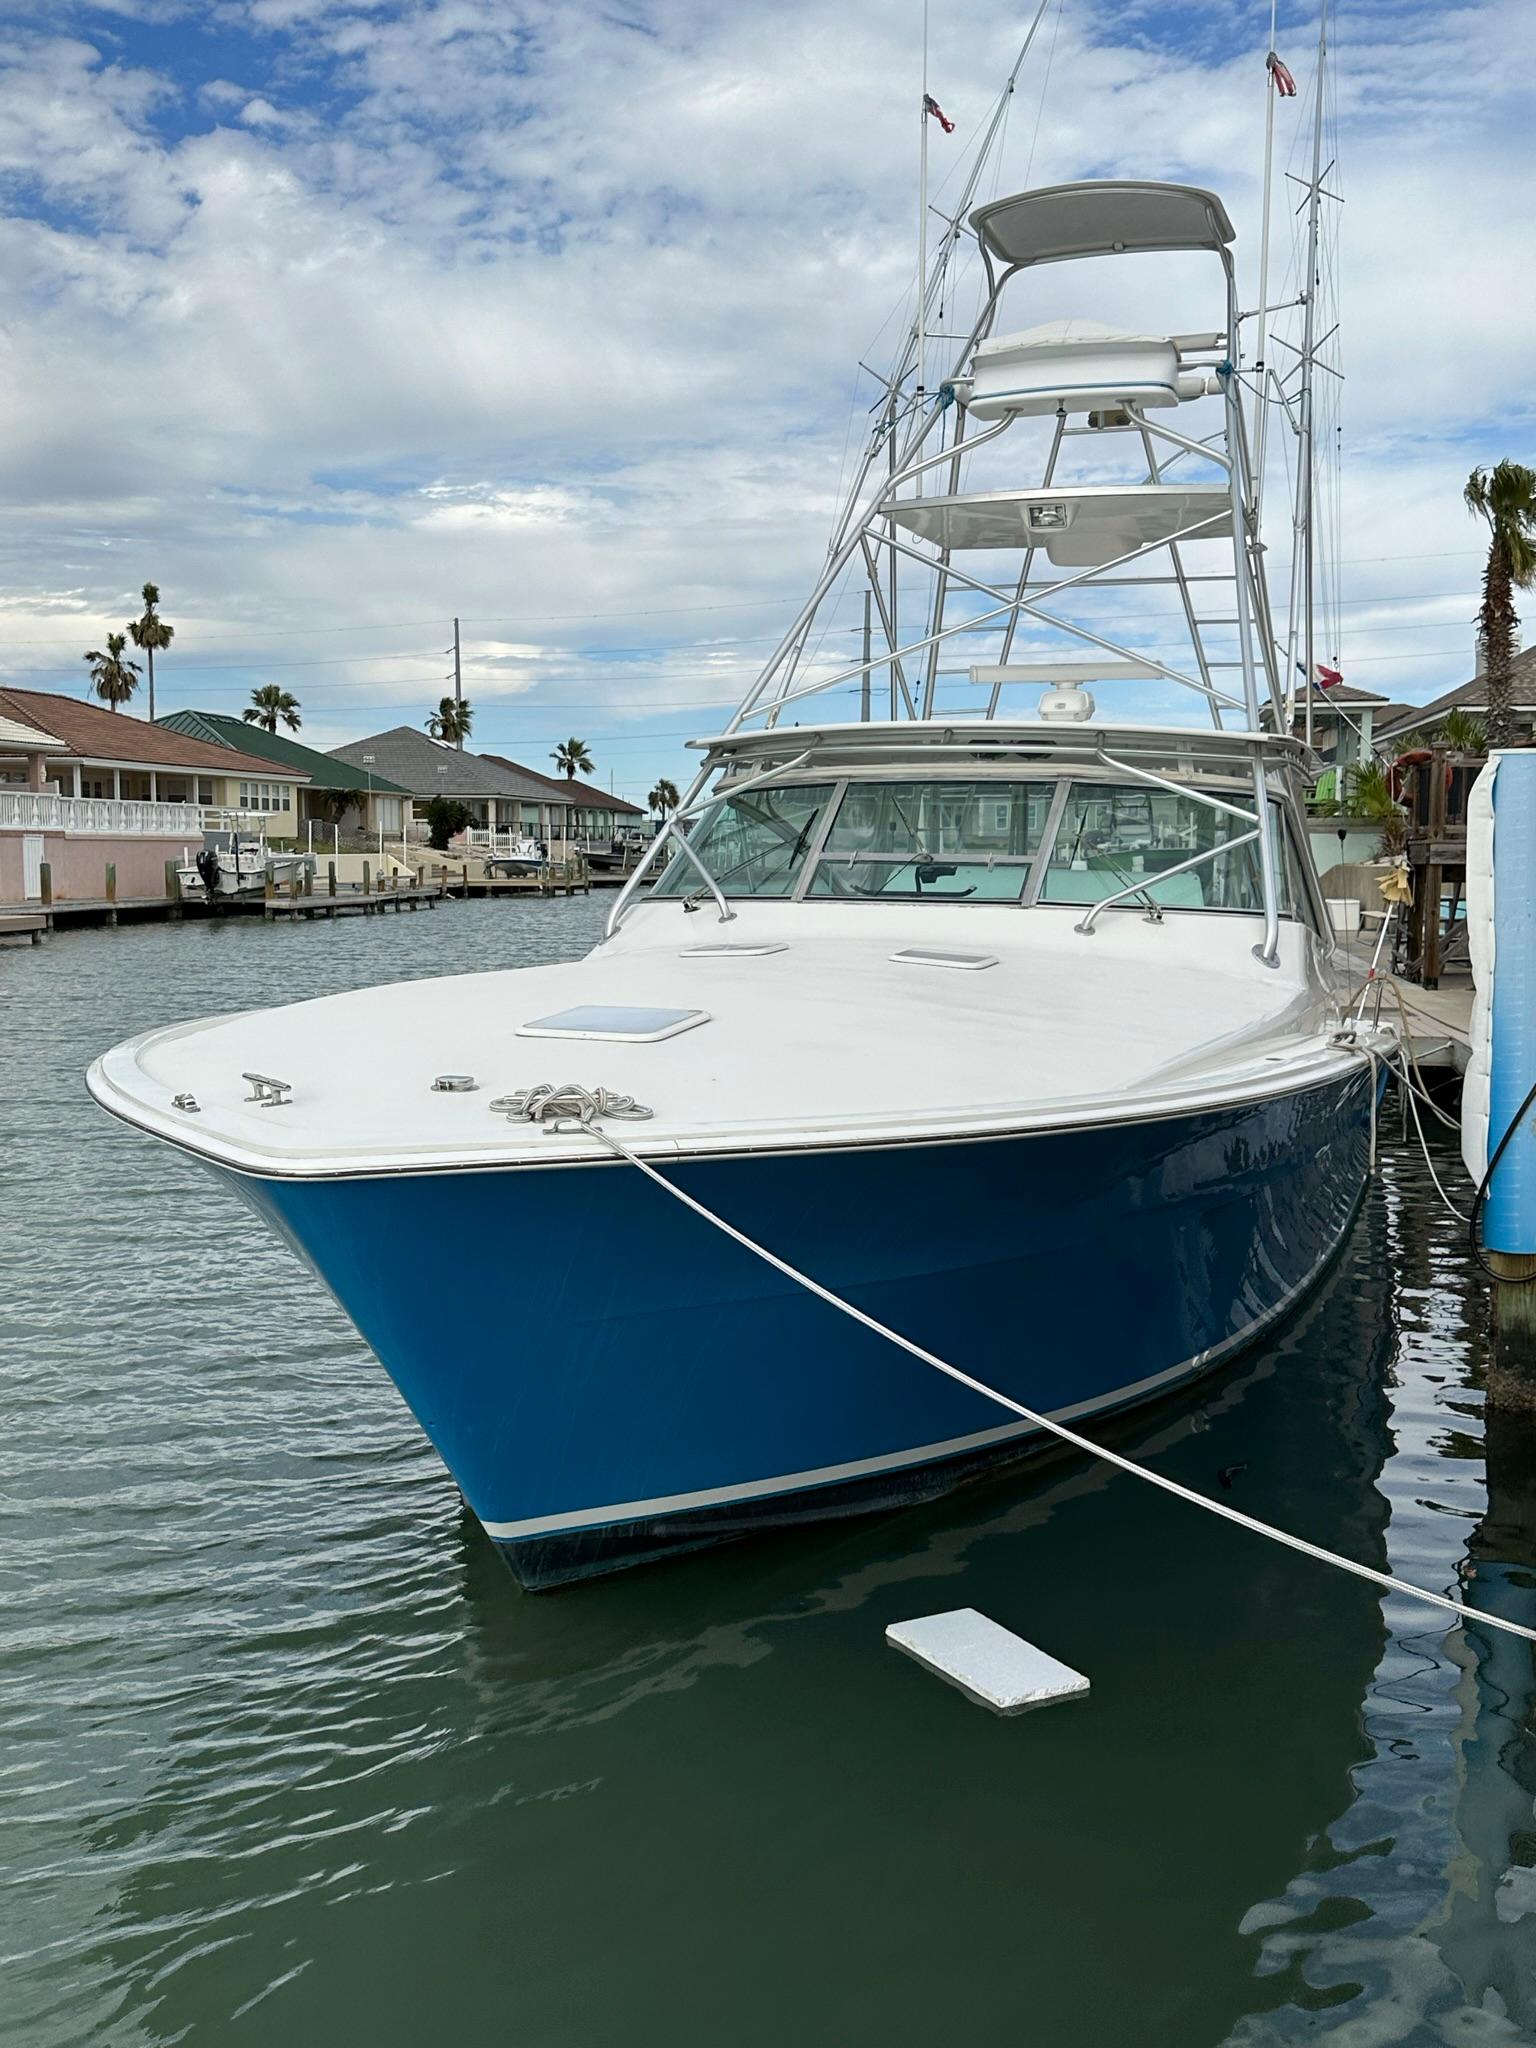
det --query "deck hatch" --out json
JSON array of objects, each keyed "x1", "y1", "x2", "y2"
[
  {"x1": 517, "y1": 1005, "x2": 711, "y2": 1043},
  {"x1": 890, "y1": 948, "x2": 999, "y2": 972},
  {"x1": 680, "y1": 942, "x2": 788, "y2": 957}
]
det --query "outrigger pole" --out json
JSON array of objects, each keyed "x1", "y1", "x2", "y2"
[
  {"x1": 1251, "y1": 0, "x2": 1281, "y2": 529},
  {"x1": 762, "y1": 0, "x2": 1054, "y2": 721},
  {"x1": 917, "y1": 0, "x2": 930, "y2": 406},
  {"x1": 1288, "y1": 0, "x2": 1329, "y2": 752}
]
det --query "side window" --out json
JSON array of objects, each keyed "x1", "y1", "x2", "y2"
[
  {"x1": 651, "y1": 784, "x2": 835, "y2": 898},
  {"x1": 1039, "y1": 782, "x2": 1264, "y2": 910},
  {"x1": 1277, "y1": 810, "x2": 1321, "y2": 932}
]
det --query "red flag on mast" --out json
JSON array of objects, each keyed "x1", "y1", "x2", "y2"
[
  {"x1": 1267, "y1": 52, "x2": 1298, "y2": 96},
  {"x1": 923, "y1": 93, "x2": 955, "y2": 134}
]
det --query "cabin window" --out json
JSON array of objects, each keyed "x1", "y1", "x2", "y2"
[
  {"x1": 1039, "y1": 781, "x2": 1273, "y2": 912},
  {"x1": 807, "y1": 780, "x2": 1055, "y2": 902},
  {"x1": 652, "y1": 783, "x2": 836, "y2": 898}
]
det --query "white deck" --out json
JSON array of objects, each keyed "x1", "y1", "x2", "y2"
[{"x1": 89, "y1": 895, "x2": 1369, "y2": 1179}]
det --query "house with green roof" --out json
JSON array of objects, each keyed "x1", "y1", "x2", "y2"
[{"x1": 157, "y1": 711, "x2": 411, "y2": 841}]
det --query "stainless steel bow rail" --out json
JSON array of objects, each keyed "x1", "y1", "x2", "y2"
[{"x1": 536, "y1": 1092, "x2": 1536, "y2": 1649}]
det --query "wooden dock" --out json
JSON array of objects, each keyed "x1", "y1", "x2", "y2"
[
  {"x1": 4, "y1": 850, "x2": 627, "y2": 934},
  {"x1": 1336, "y1": 930, "x2": 1472, "y2": 1072}
]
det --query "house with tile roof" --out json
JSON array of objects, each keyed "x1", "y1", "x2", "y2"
[
  {"x1": 0, "y1": 685, "x2": 307, "y2": 906},
  {"x1": 158, "y1": 710, "x2": 410, "y2": 840}
]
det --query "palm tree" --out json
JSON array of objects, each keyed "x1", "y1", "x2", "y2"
[
  {"x1": 244, "y1": 684, "x2": 302, "y2": 734},
  {"x1": 84, "y1": 632, "x2": 141, "y2": 713},
  {"x1": 551, "y1": 736, "x2": 595, "y2": 784},
  {"x1": 1340, "y1": 758, "x2": 1408, "y2": 858},
  {"x1": 127, "y1": 583, "x2": 174, "y2": 722},
  {"x1": 1437, "y1": 706, "x2": 1487, "y2": 756},
  {"x1": 648, "y1": 777, "x2": 680, "y2": 827},
  {"x1": 1465, "y1": 462, "x2": 1536, "y2": 750},
  {"x1": 426, "y1": 696, "x2": 473, "y2": 745}
]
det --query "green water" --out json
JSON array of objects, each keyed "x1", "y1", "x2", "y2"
[{"x1": 3, "y1": 901, "x2": 1535, "y2": 2044}]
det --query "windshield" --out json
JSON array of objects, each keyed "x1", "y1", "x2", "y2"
[
  {"x1": 646, "y1": 773, "x2": 1310, "y2": 917},
  {"x1": 808, "y1": 780, "x2": 1054, "y2": 902}
]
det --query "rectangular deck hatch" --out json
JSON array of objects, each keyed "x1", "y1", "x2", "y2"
[
  {"x1": 517, "y1": 1005, "x2": 711, "y2": 1043},
  {"x1": 680, "y1": 942, "x2": 788, "y2": 957},
  {"x1": 890, "y1": 948, "x2": 998, "y2": 971}
]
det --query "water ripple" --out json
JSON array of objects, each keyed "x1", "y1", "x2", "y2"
[{"x1": 4, "y1": 905, "x2": 1535, "y2": 2044}]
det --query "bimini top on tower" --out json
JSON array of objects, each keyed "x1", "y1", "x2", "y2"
[{"x1": 969, "y1": 180, "x2": 1236, "y2": 269}]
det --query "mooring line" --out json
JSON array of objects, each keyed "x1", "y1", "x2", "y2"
[{"x1": 588, "y1": 1126, "x2": 1536, "y2": 1648}]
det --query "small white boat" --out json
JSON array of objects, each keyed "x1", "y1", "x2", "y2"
[
  {"x1": 480, "y1": 833, "x2": 546, "y2": 878},
  {"x1": 176, "y1": 830, "x2": 308, "y2": 899}
]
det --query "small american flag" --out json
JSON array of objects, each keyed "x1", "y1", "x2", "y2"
[
  {"x1": 923, "y1": 93, "x2": 955, "y2": 134},
  {"x1": 1267, "y1": 52, "x2": 1298, "y2": 97}
]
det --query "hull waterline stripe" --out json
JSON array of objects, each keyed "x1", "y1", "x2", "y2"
[{"x1": 568, "y1": 1109, "x2": 1536, "y2": 1649}]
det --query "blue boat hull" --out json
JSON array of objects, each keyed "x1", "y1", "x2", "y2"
[{"x1": 231, "y1": 1069, "x2": 1373, "y2": 1586}]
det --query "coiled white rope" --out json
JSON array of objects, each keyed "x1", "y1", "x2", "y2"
[
  {"x1": 577, "y1": 1119, "x2": 1536, "y2": 1648},
  {"x1": 490, "y1": 1081, "x2": 654, "y2": 1131}
]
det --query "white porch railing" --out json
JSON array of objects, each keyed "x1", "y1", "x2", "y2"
[{"x1": 0, "y1": 792, "x2": 260, "y2": 838}]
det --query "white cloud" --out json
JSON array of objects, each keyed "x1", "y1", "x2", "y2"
[{"x1": 0, "y1": 0, "x2": 1532, "y2": 793}]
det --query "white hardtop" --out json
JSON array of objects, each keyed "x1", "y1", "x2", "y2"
[
  {"x1": 970, "y1": 181, "x2": 1236, "y2": 269},
  {"x1": 89, "y1": 893, "x2": 1359, "y2": 1182}
]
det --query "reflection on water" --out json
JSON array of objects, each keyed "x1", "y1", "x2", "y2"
[
  {"x1": 2, "y1": 903, "x2": 1533, "y2": 2044},
  {"x1": 1227, "y1": 1155, "x2": 1536, "y2": 2045}
]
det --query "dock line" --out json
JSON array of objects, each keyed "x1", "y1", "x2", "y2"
[{"x1": 576, "y1": 1117, "x2": 1536, "y2": 1648}]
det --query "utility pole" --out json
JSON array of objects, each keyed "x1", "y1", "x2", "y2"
[{"x1": 452, "y1": 617, "x2": 464, "y2": 750}]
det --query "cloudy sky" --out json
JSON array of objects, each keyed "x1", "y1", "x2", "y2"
[{"x1": 1, "y1": 0, "x2": 1532, "y2": 800}]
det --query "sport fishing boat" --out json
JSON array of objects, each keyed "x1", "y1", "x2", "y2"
[{"x1": 90, "y1": 129, "x2": 1383, "y2": 1584}]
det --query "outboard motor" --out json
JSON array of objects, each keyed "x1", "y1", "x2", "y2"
[{"x1": 196, "y1": 848, "x2": 222, "y2": 900}]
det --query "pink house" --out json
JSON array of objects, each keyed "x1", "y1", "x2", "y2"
[{"x1": 0, "y1": 686, "x2": 306, "y2": 907}]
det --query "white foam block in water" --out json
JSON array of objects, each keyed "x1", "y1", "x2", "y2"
[{"x1": 886, "y1": 1608, "x2": 1089, "y2": 1716}]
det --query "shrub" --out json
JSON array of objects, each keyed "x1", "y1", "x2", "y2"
[{"x1": 424, "y1": 796, "x2": 475, "y2": 850}]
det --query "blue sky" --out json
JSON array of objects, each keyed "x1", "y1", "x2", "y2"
[{"x1": 1, "y1": 0, "x2": 1532, "y2": 799}]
